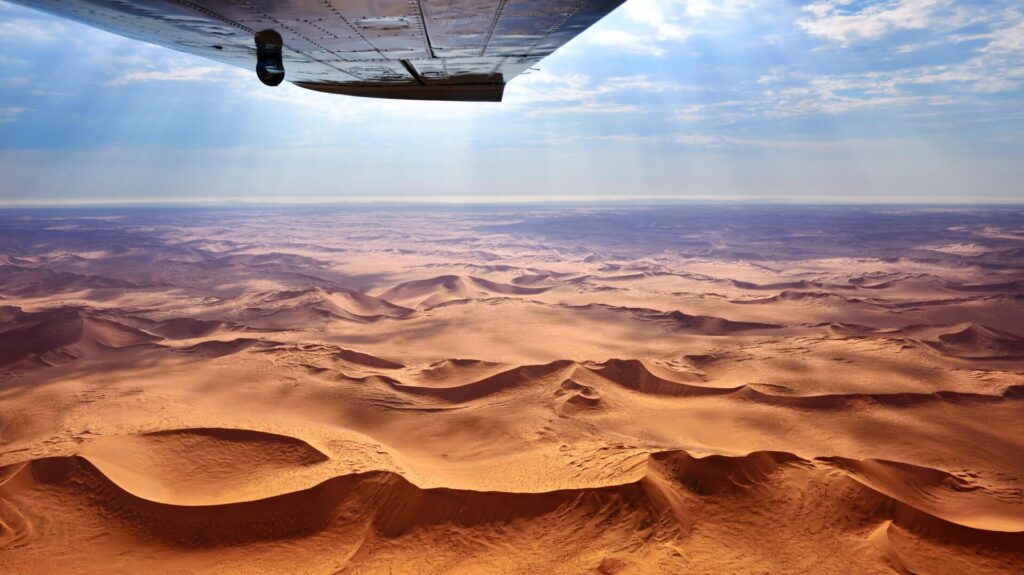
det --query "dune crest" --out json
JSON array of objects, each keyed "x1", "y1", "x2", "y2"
[
  {"x1": 379, "y1": 274, "x2": 551, "y2": 308},
  {"x1": 925, "y1": 324, "x2": 1024, "y2": 358},
  {"x1": 79, "y1": 428, "x2": 329, "y2": 505},
  {"x1": 0, "y1": 307, "x2": 160, "y2": 368}
]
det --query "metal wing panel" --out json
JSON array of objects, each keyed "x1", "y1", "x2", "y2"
[
  {"x1": 522, "y1": 0, "x2": 626, "y2": 57},
  {"x1": 13, "y1": 0, "x2": 254, "y2": 67},
  {"x1": 9, "y1": 0, "x2": 626, "y2": 101},
  {"x1": 418, "y1": 0, "x2": 499, "y2": 58},
  {"x1": 483, "y1": 0, "x2": 580, "y2": 56}
]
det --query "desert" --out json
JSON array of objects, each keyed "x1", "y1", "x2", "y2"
[{"x1": 0, "y1": 204, "x2": 1022, "y2": 574}]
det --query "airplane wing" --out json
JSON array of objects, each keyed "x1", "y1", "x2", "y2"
[{"x1": 11, "y1": 0, "x2": 626, "y2": 101}]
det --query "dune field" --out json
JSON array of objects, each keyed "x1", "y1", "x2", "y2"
[{"x1": 0, "y1": 205, "x2": 1022, "y2": 574}]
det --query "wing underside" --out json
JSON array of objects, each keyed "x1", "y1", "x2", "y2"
[{"x1": 12, "y1": 0, "x2": 626, "y2": 101}]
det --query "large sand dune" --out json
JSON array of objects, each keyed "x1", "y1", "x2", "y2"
[{"x1": 1, "y1": 205, "x2": 1023, "y2": 573}]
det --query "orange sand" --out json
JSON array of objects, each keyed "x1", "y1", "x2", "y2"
[{"x1": 1, "y1": 206, "x2": 1022, "y2": 574}]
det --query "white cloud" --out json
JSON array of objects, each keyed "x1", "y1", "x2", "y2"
[
  {"x1": 107, "y1": 65, "x2": 239, "y2": 86},
  {"x1": 588, "y1": 30, "x2": 667, "y2": 56},
  {"x1": 672, "y1": 6, "x2": 1024, "y2": 125},
  {"x1": 0, "y1": 107, "x2": 27, "y2": 123},
  {"x1": 673, "y1": 132, "x2": 908, "y2": 150},
  {"x1": 798, "y1": 0, "x2": 974, "y2": 44},
  {"x1": 505, "y1": 71, "x2": 682, "y2": 115},
  {"x1": 675, "y1": 100, "x2": 752, "y2": 123},
  {"x1": 598, "y1": 75, "x2": 684, "y2": 94},
  {"x1": 870, "y1": 14, "x2": 1024, "y2": 93},
  {"x1": 558, "y1": 131, "x2": 910, "y2": 151},
  {"x1": 0, "y1": 18, "x2": 64, "y2": 42},
  {"x1": 622, "y1": 0, "x2": 694, "y2": 41},
  {"x1": 584, "y1": 0, "x2": 760, "y2": 55},
  {"x1": 670, "y1": 66, "x2": 979, "y2": 126},
  {"x1": 625, "y1": 0, "x2": 760, "y2": 38},
  {"x1": 527, "y1": 102, "x2": 641, "y2": 115}
]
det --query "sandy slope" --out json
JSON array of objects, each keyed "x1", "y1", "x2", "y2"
[{"x1": 1, "y1": 206, "x2": 1023, "y2": 574}]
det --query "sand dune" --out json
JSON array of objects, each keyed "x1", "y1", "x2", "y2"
[
  {"x1": 387, "y1": 360, "x2": 573, "y2": 402},
  {"x1": 2, "y1": 206, "x2": 1023, "y2": 573},
  {"x1": 175, "y1": 337, "x2": 278, "y2": 358},
  {"x1": 0, "y1": 265, "x2": 139, "y2": 296},
  {"x1": 224, "y1": 287, "x2": 414, "y2": 326},
  {"x1": 3, "y1": 442, "x2": 1020, "y2": 572},
  {"x1": 555, "y1": 378, "x2": 603, "y2": 412},
  {"x1": 945, "y1": 280, "x2": 1024, "y2": 293},
  {"x1": 80, "y1": 428, "x2": 329, "y2": 505},
  {"x1": 403, "y1": 358, "x2": 507, "y2": 385},
  {"x1": 555, "y1": 303, "x2": 782, "y2": 335},
  {"x1": 141, "y1": 317, "x2": 245, "y2": 339},
  {"x1": 331, "y1": 346, "x2": 406, "y2": 369},
  {"x1": 0, "y1": 306, "x2": 160, "y2": 368},
  {"x1": 925, "y1": 324, "x2": 1024, "y2": 358},
  {"x1": 370, "y1": 354, "x2": 1022, "y2": 408},
  {"x1": 203, "y1": 252, "x2": 330, "y2": 269},
  {"x1": 0, "y1": 452, "x2": 675, "y2": 551},
  {"x1": 657, "y1": 310, "x2": 781, "y2": 334},
  {"x1": 379, "y1": 274, "x2": 551, "y2": 308},
  {"x1": 822, "y1": 457, "x2": 1024, "y2": 535},
  {"x1": 731, "y1": 279, "x2": 821, "y2": 290},
  {"x1": 512, "y1": 271, "x2": 580, "y2": 286},
  {"x1": 734, "y1": 289, "x2": 866, "y2": 305},
  {"x1": 585, "y1": 358, "x2": 728, "y2": 396}
]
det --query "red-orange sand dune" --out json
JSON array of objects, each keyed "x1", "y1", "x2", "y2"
[{"x1": 1, "y1": 206, "x2": 1023, "y2": 574}]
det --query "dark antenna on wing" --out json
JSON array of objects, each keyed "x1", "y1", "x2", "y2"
[{"x1": 255, "y1": 30, "x2": 285, "y2": 87}]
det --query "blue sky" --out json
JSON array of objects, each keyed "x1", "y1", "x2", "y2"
[{"x1": 0, "y1": 0, "x2": 1021, "y2": 204}]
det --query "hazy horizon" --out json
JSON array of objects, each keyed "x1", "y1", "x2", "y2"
[{"x1": 1, "y1": 196, "x2": 1023, "y2": 208}]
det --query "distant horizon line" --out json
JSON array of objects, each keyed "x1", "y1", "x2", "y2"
[{"x1": 1, "y1": 194, "x2": 1022, "y2": 208}]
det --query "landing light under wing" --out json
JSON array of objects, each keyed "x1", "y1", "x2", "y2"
[{"x1": 11, "y1": 0, "x2": 627, "y2": 102}]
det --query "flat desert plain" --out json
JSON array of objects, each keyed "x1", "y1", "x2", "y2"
[{"x1": 1, "y1": 205, "x2": 1022, "y2": 574}]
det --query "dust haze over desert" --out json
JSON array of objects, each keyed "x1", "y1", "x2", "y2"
[{"x1": 0, "y1": 205, "x2": 1022, "y2": 573}]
